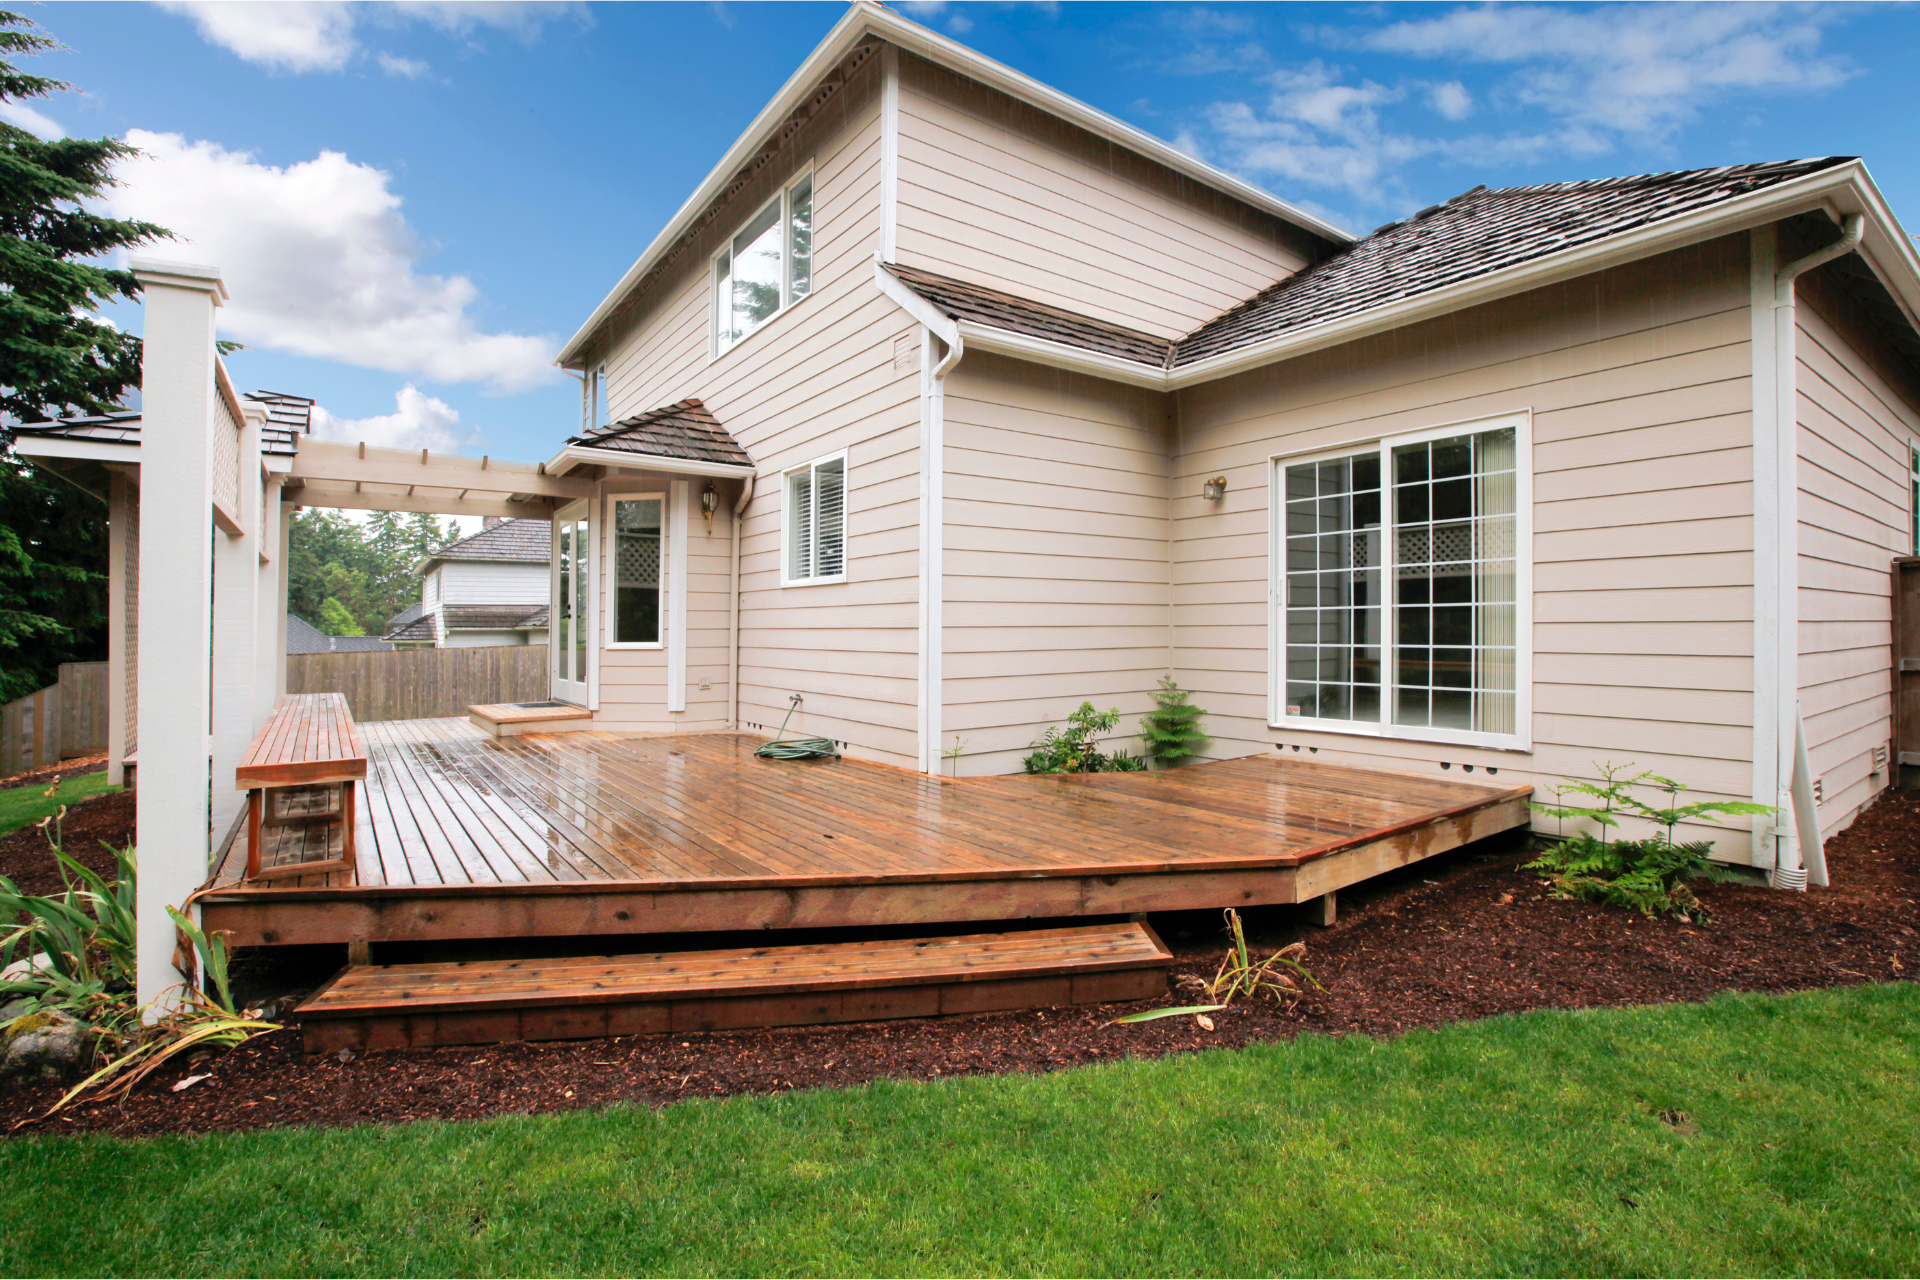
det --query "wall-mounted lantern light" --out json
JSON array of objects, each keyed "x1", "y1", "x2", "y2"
[
  {"x1": 701, "y1": 482, "x2": 718, "y2": 532},
  {"x1": 1202, "y1": 476, "x2": 1228, "y2": 501}
]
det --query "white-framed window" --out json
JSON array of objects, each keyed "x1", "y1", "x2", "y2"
[
  {"x1": 606, "y1": 493, "x2": 664, "y2": 648},
  {"x1": 712, "y1": 166, "x2": 814, "y2": 358},
  {"x1": 1272, "y1": 411, "x2": 1531, "y2": 750},
  {"x1": 783, "y1": 452, "x2": 846, "y2": 586}
]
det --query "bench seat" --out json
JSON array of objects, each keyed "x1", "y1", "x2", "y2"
[{"x1": 236, "y1": 693, "x2": 366, "y2": 883}]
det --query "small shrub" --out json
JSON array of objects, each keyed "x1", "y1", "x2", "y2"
[
  {"x1": 1525, "y1": 762, "x2": 1775, "y2": 923},
  {"x1": 1138, "y1": 677, "x2": 1209, "y2": 768},
  {"x1": 1022, "y1": 702, "x2": 1144, "y2": 774}
]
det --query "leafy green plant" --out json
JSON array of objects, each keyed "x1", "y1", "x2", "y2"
[
  {"x1": 1022, "y1": 702, "x2": 1145, "y2": 774},
  {"x1": 1138, "y1": 677, "x2": 1209, "y2": 768},
  {"x1": 1525, "y1": 762, "x2": 1775, "y2": 923}
]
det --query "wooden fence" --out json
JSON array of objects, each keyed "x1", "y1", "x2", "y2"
[
  {"x1": 0, "y1": 661, "x2": 109, "y2": 778},
  {"x1": 287, "y1": 644, "x2": 548, "y2": 722}
]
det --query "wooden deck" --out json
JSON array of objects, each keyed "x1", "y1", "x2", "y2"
[{"x1": 201, "y1": 721, "x2": 1532, "y2": 947}]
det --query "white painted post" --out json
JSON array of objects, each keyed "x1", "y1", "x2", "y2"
[
  {"x1": 131, "y1": 257, "x2": 225, "y2": 1011},
  {"x1": 209, "y1": 398, "x2": 263, "y2": 845},
  {"x1": 276, "y1": 496, "x2": 291, "y2": 701},
  {"x1": 256, "y1": 472, "x2": 285, "y2": 728},
  {"x1": 105, "y1": 471, "x2": 131, "y2": 788}
]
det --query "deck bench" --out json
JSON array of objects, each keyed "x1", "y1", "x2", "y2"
[{"x1": 236, "y1": 692, "x2": 367, "y2": 882}]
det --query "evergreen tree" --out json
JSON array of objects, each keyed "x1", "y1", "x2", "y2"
[
  {"x1": 1139, "y1": 676, "x2": 1209, "y2": 768},
  {"x1": 0, "y1": 10, "x2": 169, "y2": 699},
  {"x1": 315, "y1": 597, "x2": 364, "y2": 637},
  {"x1": 286, "y1": 507, "x2": 459, "y2": 638}
]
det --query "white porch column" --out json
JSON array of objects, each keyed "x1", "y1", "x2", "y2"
[
  {"x1": 132, "y1": 257, "x2": 225, "y2": 1010},
  {"x1": 256, "y1": 472, "x2": 286, "y2": 727},
  {"x1": 209, "y1": 398, "x2": 264, "y2": 844},
  {"x1": 105, "y1": 470, "x2": 133, "y2": 788}
]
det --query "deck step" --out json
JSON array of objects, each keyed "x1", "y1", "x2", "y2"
[
  {"x1": 467, "y1": 700, "x2": 591, "y2": 737},
  {"x1": 295, "y1": 922, "x2": 1173, "y2": 1052}
]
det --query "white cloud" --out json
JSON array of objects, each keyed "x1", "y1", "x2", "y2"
[
  {"x1": 154, "y1": 0, "x2": 580, "y2": 74},
  {"x1": 1428, "y1": 81, "x2": 1473, "y2": 121},
  {"x1": 1350, "y1": 3, "x2": 1852, "y2": 138},
  {"x1": 109, "y1": 130, "x2": 556, "y2": 393},
  {"x1": 377, "y1": 51, "x2": 429, "y2": 78},
  {"x1": 311, "y1": 385, "x2": 470, "y2": 451},
  {"x1": 0, "y1": 100, "x2": 65, "y2": 139}
]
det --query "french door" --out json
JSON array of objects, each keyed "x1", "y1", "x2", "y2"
[{"x1": 551, "y1": 500, "x2": 591, "y2": 706}]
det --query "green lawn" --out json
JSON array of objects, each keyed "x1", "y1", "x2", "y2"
[
  {"x1": 0, "y1": 984, "x2": 1913, "y2": 1277},
  {"x1": 0, "y1": 770, "x2": 117, "y2": 843}
]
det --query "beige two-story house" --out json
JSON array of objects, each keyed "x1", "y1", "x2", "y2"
[{"x1": 529, "y1": 2, "x2": 1920, "y2": 879}]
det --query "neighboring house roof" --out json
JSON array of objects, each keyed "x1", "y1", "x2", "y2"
[
  {"x1": 382, "y1": 602, "x2": 548, "y2": 644},
  {"x1": 420, "y1": 518, "x2": 551, "y2": 572},
  {"x1": 886, "y1": 158, "x2": 1862, "y2": 375},
  {"x1": 14, "y1": 389, "x2": 314, "y2": 456},
  {"x1": 287, "y1": 614, "x2": 392, "y2": 654},
  {"x1": 571, "y1": 398, "x2": 755, "y2": 468}
]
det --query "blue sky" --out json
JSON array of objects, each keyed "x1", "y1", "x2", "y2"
[{"x1": 14, "y1": 1, "x2": 1920, "y2": 467}]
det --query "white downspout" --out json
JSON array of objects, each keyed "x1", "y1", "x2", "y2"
[
  {"x1": 727, "y1": 473, "x2": 755, "y2": 730},
  {"x1": 1764, "y1": 212, "x2": 1862, "y2": 891}
]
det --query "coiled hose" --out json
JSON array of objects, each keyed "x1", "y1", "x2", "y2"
[{"x1": 754, "y1": 696, "x2": 840, "y2": 761}]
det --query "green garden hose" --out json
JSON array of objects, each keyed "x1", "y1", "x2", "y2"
[{"x1": 754, "y1": 696, "x2": 840, "y2": 761}]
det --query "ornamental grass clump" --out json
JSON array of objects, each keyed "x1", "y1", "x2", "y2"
[
  {"x1": 1526, "y1": 762, "x2": 1775, "y2": 924},
  {"x1": 0, "y1": 807, "x2": 278, "y2": 1117}
]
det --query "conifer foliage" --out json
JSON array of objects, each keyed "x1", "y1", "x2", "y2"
[
  {"x1": 1139, "y1": 676, "x2": 1209, "y2": 768},
  {"x1": 0, "y1": 10, "x2": 169, "y2": 699}
]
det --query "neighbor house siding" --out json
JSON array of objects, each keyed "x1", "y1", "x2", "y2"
[
  {"x1": 1792, "y1": 269, "x2": 1920, "y2": 837},
  {"x1": 1171, "y1": 234, "x2": 1761, "y2": 854},
  {"x1": 587, "y1": 55, "x2": 924, "y2": 761},
  {"x1": 892, "y1": 52, "x2": 1320, "y2": 340},
  {"x1": 940, "y1": 351, "x2": 1174, "y2": 774},
  {"x1": 438, "y1": 561, "x2": 548, "y2": 605}
]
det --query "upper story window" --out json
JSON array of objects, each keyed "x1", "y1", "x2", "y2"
[
  {"x1": 713, "y1": 169, "x2": 814, "y2": 358},
  {"x1": 784, "y1": 453, "x2": 845, "y2": 586},
  {"x1": 581, "y1": 365, "x2": 608, "y2": 434},
  {"x1": 1275, "y1": 413, "x2": 1529, "y2": 750}
]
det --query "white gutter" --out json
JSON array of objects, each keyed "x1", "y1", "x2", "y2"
[
  {"x1": 554, "y1": 1, "x2": 1348, "y2": 369},
  {"x1": 1756, "y1": 210, "x2": 1862, "y2": 891},
  {"x1": 543, "y1": 443, "x2": 756, "y2": 480},
  {"x1": 873, "y1": 259, "x2": 963, "y2": 774},
  {"x1": 956, "y1": 322, "x2": 1169, "y2": 390},
  {"x1": 727, "y1": 471, "x2": 755, "y2": 731}
]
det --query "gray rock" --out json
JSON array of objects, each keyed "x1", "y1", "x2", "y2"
[{"x1": 0, "y1": 1007, "x2": 93, "y2": 1087}]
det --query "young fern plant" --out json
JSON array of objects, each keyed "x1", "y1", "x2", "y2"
[{"x1": 1139, "y1": 677, "x2": 1209, "y2": 769}]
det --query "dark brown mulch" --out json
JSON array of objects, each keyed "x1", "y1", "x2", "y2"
[
  {"x1": 0, "y1": 753, "x2": 108, "y2": 794},
  {"x1": 2, "y1": 786, "x2": 1914, "y2": 1138},
  {"x1": 0, "y1": 786, "x2": 131, "y2": 896}
]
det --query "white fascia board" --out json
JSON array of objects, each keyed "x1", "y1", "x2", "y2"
[
  {"x1": 954, "y1": 322, "x2": 1169, "y2": 390},
  {"x1": 554, "y1": 1, "x2": 1350, "y2": 369},
  {"x1": 12, "y1": 436, "x2": 140, "y2": 464},
  {"x1": 543, "y1": 443, "x2": 757, "y2": 480},
  {"x1": 1165, "y1": 161, "x2": 1909, "y2": 390},
  {"x1": 261, "y1": 454, "x2": 294, "y2": 474}
]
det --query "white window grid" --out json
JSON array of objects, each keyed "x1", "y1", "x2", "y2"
[{"x1": 1268, "y1": 411, "x2": 1532, "y2": 752}]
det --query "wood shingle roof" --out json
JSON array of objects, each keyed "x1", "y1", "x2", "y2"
[{"x1": 571, "y1": 398, "x2": 753, "y2": 468}]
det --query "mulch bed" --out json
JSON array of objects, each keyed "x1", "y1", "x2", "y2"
[
  {"x1": 0, "y1": 786, "x2": 131, "y2": 896},
  {"x1": 0, "y1": 753, "x2": 108, "y2": 794},
  {"x1": 2, "y1": 787, "x2": 1914, "y2": 1138}
]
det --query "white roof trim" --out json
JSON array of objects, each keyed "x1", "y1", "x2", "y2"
[
  {"x1": 11, "y1": 436, "x2": 140, "y2": 464},
  {"x1": 543, "y1": 443, "x2": 757, "y2": 480},
  {"x1": 555, "y1": 1, "x2": 1350, "y2": 368}
]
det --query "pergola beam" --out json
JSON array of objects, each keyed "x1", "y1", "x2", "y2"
[{"x1": 290, "y1": 439, "x2": 595, "y2": 501}]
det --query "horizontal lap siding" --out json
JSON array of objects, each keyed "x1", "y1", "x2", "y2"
[
  {"x1": 1793, "y1": 274, "x2": 1920, "y2": 837},
  {"x1": 894, "y1": 53, "x2": 1317, "y2": 339},
  {"x1": 589, "y1": 62, "x2": 922, "y2": 764},
  {"x1": 1171, "y1": 235, "x2": 1762, "y2": 851},
  {"x1": 943, "y1": 352, "x2": 1173, "y2": 775}
]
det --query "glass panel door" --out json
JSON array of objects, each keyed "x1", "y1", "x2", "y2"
[{"x1": 551, "y1": 501, "x2": 590, "y2": 705}]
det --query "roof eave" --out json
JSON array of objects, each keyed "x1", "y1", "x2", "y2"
[
  {"x1": 553, "y1": 1, "x2": 1350, "y2": 368},
  {"x1": 544, "y1": 443, "x2": 757, "y2": 480},
  {"x1": 10, "y1": 436, "x2": 140, "y2": 464},
  {"x1": 954, "y1": 321, "x2": 1171, "y2": 390},
  {"x1": 1166, "y1": 159, "x2": 1915, "y2": 389}
]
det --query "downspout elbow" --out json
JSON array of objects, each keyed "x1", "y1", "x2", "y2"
[
  {"x1": 1775, "y1": 213, "x2": 1864, "y2": 301},
  {"x1": 732, "y1": 471, "x2": 755, "y2": 517}
]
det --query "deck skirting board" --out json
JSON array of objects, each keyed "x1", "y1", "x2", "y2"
[{"x1": 204, "y1": 794, "x2": 1527, "y2": 946}]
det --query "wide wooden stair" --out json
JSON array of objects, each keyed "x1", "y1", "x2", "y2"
[{"x1": 295, "y1": 921, "x2": 1173, "y2": 1052}]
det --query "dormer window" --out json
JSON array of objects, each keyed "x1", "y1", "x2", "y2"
[{"x1": 712, "y1": 168, "x2": 813, "y2": 357}]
